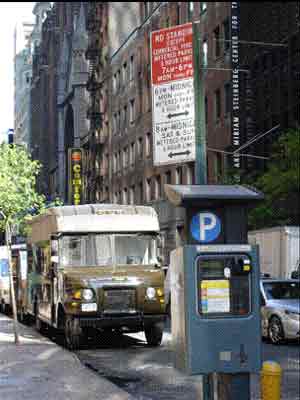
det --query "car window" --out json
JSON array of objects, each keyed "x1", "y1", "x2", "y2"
[{"x1": 263, "y1": 282, "x2": 300, "y2": 300}]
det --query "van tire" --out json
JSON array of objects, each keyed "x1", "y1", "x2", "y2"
[
  {"x1": 64, "y1": 316, "x2": 82, "y2": 350},
  {"x1": 145, "y1": 323, "x2": 163, "y2": 346}
]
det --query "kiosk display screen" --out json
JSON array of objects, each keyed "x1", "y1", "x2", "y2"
[{"x1": 197, "y1": 254, "x2": 251, "y2": 317}]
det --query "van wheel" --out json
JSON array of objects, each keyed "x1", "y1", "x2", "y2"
[
  {"x1": 64, "y1": 316, "x2": 82, "y2": 350},
  {"x1": 145, "y1": 323, "x2": 163, "y2": 346}
]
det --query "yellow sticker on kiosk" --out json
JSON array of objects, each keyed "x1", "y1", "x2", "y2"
[{"x1": 201, "y1": 280, "x2": 230, "y2": 314}]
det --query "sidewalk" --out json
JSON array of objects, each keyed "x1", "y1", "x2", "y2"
[{"x1": 0, "y1": 313, "x2": 135, "y2": 400}]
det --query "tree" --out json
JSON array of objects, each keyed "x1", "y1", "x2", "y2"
[
  {"x1": 0, "y1": 144, "x2": 45, "y2": 344},
  {"x1": 248, "y1": 128, "x2": 300, "y2": 229}
]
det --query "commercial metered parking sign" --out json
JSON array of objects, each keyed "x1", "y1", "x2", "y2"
[{"x1": 151, "y1": 23, "x2": 196, "y2": 166}]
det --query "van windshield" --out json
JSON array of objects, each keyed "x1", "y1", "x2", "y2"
[{"x1": 59, "y1": 234, "x2": 157, "y2": 267}]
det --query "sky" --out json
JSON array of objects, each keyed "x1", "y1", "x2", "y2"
[{"x1": 0, "y1": 2, "x2": 35, "y2": 143}]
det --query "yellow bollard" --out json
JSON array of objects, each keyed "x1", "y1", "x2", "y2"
[{"x1": 261, "y1": 361, "x2": 282, "y2": 400}]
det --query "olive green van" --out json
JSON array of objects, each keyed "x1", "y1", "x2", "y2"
[{"x1": 22, "y1": 204, "x2": 166, "y2": 349}]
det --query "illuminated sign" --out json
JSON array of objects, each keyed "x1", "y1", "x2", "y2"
[{"x1": 68, "y1": 148, "x2": 83, "y2": 205}]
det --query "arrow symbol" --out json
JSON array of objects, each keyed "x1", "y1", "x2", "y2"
[
  {"x1": 167, "y1": 111, "x2": 189, "y2": 119},
  {"x1": 168, "y1": 150, "x2": 191, "y2": 158}
]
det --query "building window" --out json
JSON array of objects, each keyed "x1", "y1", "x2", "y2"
[
  {"x1": 186, "y1": 164, "x2": 194, "y2": 184},
  {"x1": 144, "y1": 2, "x2": 150, "y2": 19},
  {"x1": 224, "y1": 82, "x2": 231, "y2": 115},
  {"x1": 145, "y1": 132, "x2": 151, "y2": 157},
  {"x1": 213, "y1": 153, "x2": 223, "y2": 182},
  {"x1": 155, "y1": 176, "x2": 161, "y2": 199},
  {"x1": 202, "y1": 39, "x2": 208, "y2": 67},
  {"x1": 130, "y1": 99, "x2": 135, "y2": 123},
  {"x1": 123, "y1": 105, "x2": 127, "y2": 128},
  {"x1": 123, "y1": 147, "x2": 128, "y2": 168},
  {"x1": 188, "y1": 2, "x2": 194, "y2": 20},
  {"x1": 214, "y1": 89, "x2": 221, "y2": 121},
  {"x1": 223, "y1": 18, "x2": 230, "y2": 51},
  {"x1": 114, "y1": 192, "x2": 118, "y2": 203},
  {"x1": 113, "y1": 113, "x2": 117, "y2": 134},
  {"x1": 200, "y1": 2, "x2": 207, "y2": 13},
  {"x1": 118, "y1": 110, "x2": 121, "y2": 132},
  {"x1": 165, "y1": 170, "x2": 172, "y2": 185},
  {"x1": 138, "y1": 182, "x2": 143, "y2": 204},
  {"x1": 205, "y1": 96, "x2": 208, "y2": 124},
  {"x1": 145, "y1": 178, "x2": 151, "y2": 202},
  {"x1": 214, "y1": 26, "x2": 220, "y2": 58},
  {"x1": 137, "y1": 137, "x2": 143, "y2": 158},
  {"x1": 113, "y1": 74, "x2": 117, "y2": 93},
  {"x1": 175, "y1": 167, "x2": 182, "y2": 184},
  {"x1": 129, "y1": 186, "x2": 135, "y2": 204},
  {"x1": 118, "y1": 150, "x2": 121, "y2": 172},
  {"x1": 129, "y1": 55, "x2": 134, "y2": 81},
  {"x1": 129, "y1": 142, "x2": 135, "y2": 166},
  {"x1": 122, "y1": 61, "x2": 127, "y2": 85},
  {"x1": 117, "y1": 70, "x2": 121, "y2": 89},
  {"x1": 130, "y1": 142, "x2": 135, "y2": 166},
  {"x1": 123, "y1": 188, "x2": 128, "y2": 204}
]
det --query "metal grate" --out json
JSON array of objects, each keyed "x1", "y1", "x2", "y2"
[{"x1": 103, "y1": 289, "x2": 136, "y2": 314}]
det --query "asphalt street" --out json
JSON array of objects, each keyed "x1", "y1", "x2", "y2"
[{"x1": 74, "y1": 328, "x2": 300, "y2": 400}]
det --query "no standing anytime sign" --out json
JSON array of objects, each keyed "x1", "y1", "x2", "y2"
[{"x1": 151, "y1": 23, "x2": 196, "y2": 166}]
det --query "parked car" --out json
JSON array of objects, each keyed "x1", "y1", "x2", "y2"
[{"x1": 260, "y1": 279, "x2": 300, "y2": 344}]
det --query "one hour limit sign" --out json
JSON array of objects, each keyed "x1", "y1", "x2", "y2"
[{"x1": 151, "y1": 23, "x2": 196, "y2": 166}]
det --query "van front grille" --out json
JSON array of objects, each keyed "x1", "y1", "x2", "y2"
[{"x1": 103, "y1": 289, "x2": 136, "y2": 314}]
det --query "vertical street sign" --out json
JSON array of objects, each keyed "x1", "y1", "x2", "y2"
[
  {"x1": 68, "y1": 148, "x2": 83, "y2": 205},
  {"x1": 151, "y1": 23, "x2": 196, "y2": 166},
  {"x1": 231, "y1": 2, "x2": 241, "y2": 181}
]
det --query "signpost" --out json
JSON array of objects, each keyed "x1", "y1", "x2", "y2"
[{"x1": 151, "y1": 23, "x2": 196, "y2": 166}]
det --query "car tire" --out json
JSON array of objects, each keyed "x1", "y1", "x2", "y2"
[
  {"x1": 145, "y1": 323, "x2": 163, "y2": 347},
  {"x1": 268, "y1": 316, "x2": 285, "y2": 345}
]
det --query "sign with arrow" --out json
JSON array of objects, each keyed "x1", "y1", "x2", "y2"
[{"x1": 151, "y1": 23, "x2": 196, "y2": 166}]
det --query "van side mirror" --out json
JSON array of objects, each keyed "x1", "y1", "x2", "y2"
[
  {"x1": 156, "y1": 235, "x2": 163, "y2": 249},
  {"x1": 51, "y1": 238, "x2": 58, "y2": 257}
]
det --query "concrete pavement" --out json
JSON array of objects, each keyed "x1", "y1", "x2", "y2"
[{"x1": 0, "y1": 313, "x2": 135, "y2": 400}]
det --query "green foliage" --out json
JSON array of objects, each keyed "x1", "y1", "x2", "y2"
[
  {"x1": 0, "y1": 144, "x2": 45, "y2": 233},
  {"x1": 249, "y1": 128, "x2": 300, "y2": 229}
]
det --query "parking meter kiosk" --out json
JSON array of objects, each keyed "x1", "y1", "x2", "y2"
[{"x1": 165, "y1": 185, "x2": 264, "y2": 375}]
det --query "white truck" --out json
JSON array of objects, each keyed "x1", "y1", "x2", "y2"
[
  {"x1": 248, "y1": 226, "x2": 300, "y2": 279},
  {"x1": 0, "y1": 246, "x2": 10, "y2": 313}
]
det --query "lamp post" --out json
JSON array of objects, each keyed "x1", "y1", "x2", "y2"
[{"x1": 0, "y1": 211, "x2": 20, "y2": 345}]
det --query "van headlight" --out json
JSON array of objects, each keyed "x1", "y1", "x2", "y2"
[
  {"x1": 82, "y1": 289, "x2": 94, "y2": 301},
  {"x1": 146, "y1": 287, "x2": 156, "y2": 300}
]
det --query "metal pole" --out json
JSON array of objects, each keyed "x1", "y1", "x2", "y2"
[
  {"x1": 218, "y1": 373, "x2": 250, "y2": 400},
  {"x1": 193, "y1": 20, "x2": 213, "y2": 400},
  {"x1": 193, "y1": 22, "x2": 207, "y2": 185}
]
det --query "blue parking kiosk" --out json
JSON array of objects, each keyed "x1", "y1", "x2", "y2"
[{"x1": 165, "y1": 184, "x2": 264, "y2": 400}]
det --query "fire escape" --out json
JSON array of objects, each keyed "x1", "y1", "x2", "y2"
[{"x1": 85, "y1": 2, "x2": 104, "y2": 203}]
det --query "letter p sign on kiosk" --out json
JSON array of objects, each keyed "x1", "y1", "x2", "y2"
[{"x1": 191, "y1": 212, "x2": 221, "y2": 243}]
